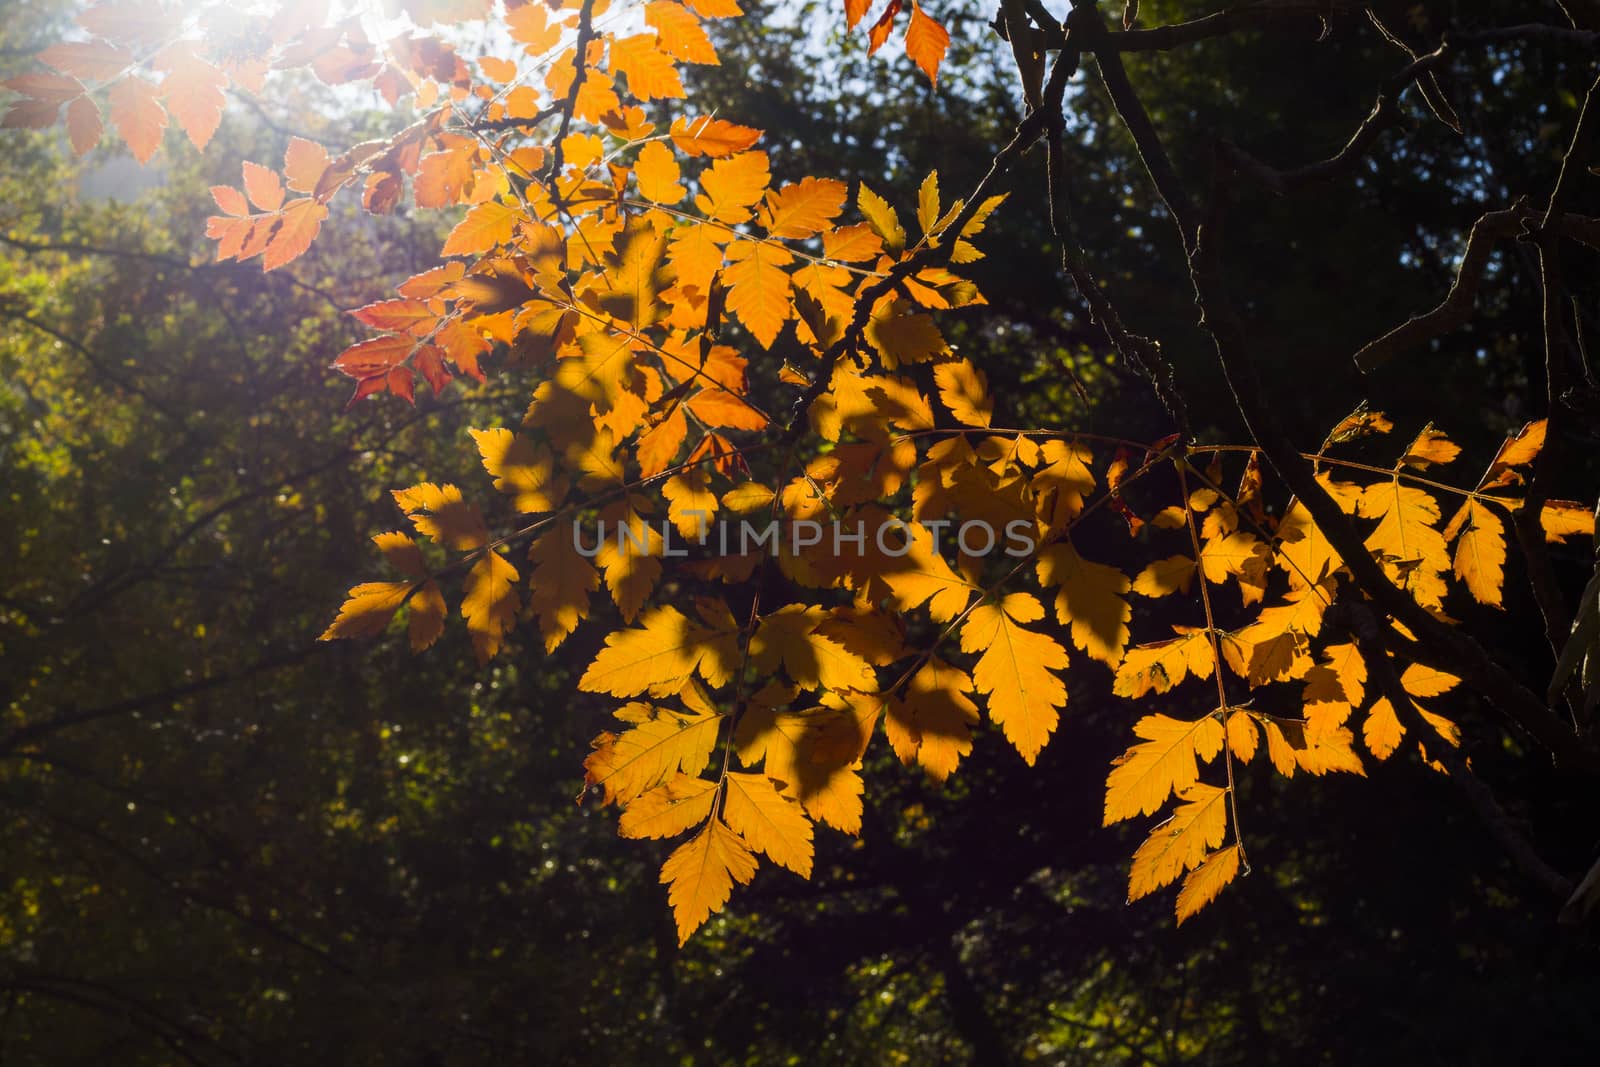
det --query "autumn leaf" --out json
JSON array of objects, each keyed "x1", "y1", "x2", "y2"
[
  {"x1": 670, "y1": 114, "x2": 761, "y2": 157},
  {"x1": 933, "y1": 359, "x2": 992, "y2": 427},
  {"x1": 660, "y1": 818, "x2": 758, "y2": 944},
  {"x1": 1176, "y1": 844, "x2": 1241, "y2": 924},
  {"x1": 1128, "y1": 782, "x2": 1229, "y2": 903},
  {"x1": 1442, "y1": 497, "x2": 1507, "y2": 608},
  {"x1": 618, "y1": 774, "x2": 719, "y2": 840},
  {"x1": 723, "y1": 771, "x2": 814, "y2": 877},
  {"x1": 1034, "y1": 541, "x2": 1131, "y2": 668},
  {"x1": 461, "y1": 550, "x2": 519, "y2": 664},
  {"x1": 471, "y1": 428, "x2": 566, "y2": 512},
  {"x1": 886, "y1": 657, "x2": 978, "y2": 782},
  {"x1": 1104, "y1": 713, "x2": 1225, "y2": 824},
  {"x1": 905, "y1": 2, "x2": 951, "y2": 85},
  {"x1": 959, "y1": 593, "x2": 1068, "y2": 764},
  {"x1": 441, "y1": 200, "x2": 519, "y2": 257},
  {"x1": 749, "y1": 605, "x2": 878, "y2": 693},
  {"x1": 578, "y1": 605, "x2": 739, "y2": 698},
  {"x1": 108, "y1": 76, "x2": 166, "y2": 163},
  {"x1": 585, "y1": 702, "x2": 722, "y2": 805}
]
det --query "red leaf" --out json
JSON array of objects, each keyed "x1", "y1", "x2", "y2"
[
  {"x1": 65, "y1": 95, "x2": 103, "y2": 156},
  {"x1": 349, "y1": 298, "x2": 438, "y2": 335},
  {"x1": 39, "y1": 40, "x2": 134, "y2": 82},
  {"x1": 2, "y1": 98, "x2": 60, "y2": 130},
  {"x1": 332, "y1": 335, "x2": 414, "y2": 379},
  {"x1": 3, "y1": 72, "x2": 86, "y2": 103}
]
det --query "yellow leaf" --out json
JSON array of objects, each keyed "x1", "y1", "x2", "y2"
[
  {"x1": 959, "y1": 593, "x2": 1068, "y2": 764},
  {"x1": 723, "y1": 772, "x2": 814, "y2": 877},
  {"x1": 408, "y1": 580, "x2": 447, "y2": 652},
  {"x1": 869, "y1": 305, "x2": 949, "y2": 368},
  {"x1": 609, "y1": 32, "x2": 685, "y2": 100},
  {"x1": 1033, "y1": 439, "x2": 1096, "y2": 531},
  {"x1": 857, "y1": 181, "x2": 905, "y2": 252},
  {"x1": 660, "y1": 818, "x2": 757, "y2": 944},
  {"x1": 470, "y1": 428, "x2": 565, "y2": 512},
  {"x1": 579, "y1": 604, "x2": 739, "y2": 697},
  {"x1": 1226, "y1": 711, "x2": 1258, "y2": 762},
  {"x1": 695, "y1": 150, "x2": 770, "y2": 224},
  {"x1": 1541, "y1": 499, "x2": 1595, "y2": 544},
  {"x1": 1113, "y1": 632, "x2": 1216, "y2": 699},
  {"x1": 750, "y1": 605, "x2": 878, "y2": 693},
  {"x1": 1198, "y1": 531, "x2": 1268, "y2": 586},
  {"x1": 634, "y1": 139, "x2": 685, "y2": 203},
  {"x1": 1034, "y1": 542, "x2": 1130, "y2": 668},
  {"x1": 526, "y1": 530, "x2": 597, "y2": 652},
  {"x1": 722, "y1": 238, "x2": 793, "y2": 348},
  {"x1": 822, "y1": 223, "x2": 883, "y2": 262},
  {"x1": 320, "y1": 581, "x2": 413, "y2": 641},
  {"x1": 585, "y1": 702, "x2": 722, "y2": 805},
  {"x1": 595, "y1": 498, "x2": 663, "y2": 622},
  {"x1": 761, "y1": 176, "x2": 847, "y2": 239},
  {"x1": 722, "y1": 481, "x2": 776, "y2": 513},
  {"x1": 618, "y1": 773, "x2": 719, "y2": 839},
  {"x1": 1359, "y1": 481, "x2": 1450, "y2": 609},
  {"x1": 373, "y1": 530, "x2": 427, "y2": 578},
  {"x1": 933, "y1": 358, "x2": 992, "y2": 427},
  {"x1": 646, "y1": 1, "x2": 719, "y2": 64},
  {"x1": 461, "y1": 550, "x2": 519, "y2": 664},
  {"x1": 885, "y1": 657, "x2": 978, "y2": 782},
  {"x1": 1131, "y1": 555, "x2": 1197, "y2": 597},
  {"x1": 1400, "y1": 423, "x2": 1461, "y2": 469},
  {"x1": 440, "y1": 199, "x2": 518, "y2": 257},
  {"x1": 391, "y1": 483, "x2": 488, "y2": 551},
  {"x1": 1400, "y1": 661, "x2": 1459, "y2": 698},
  {"x1": 916, "y1": 170, "x2": 940, "y2": 235},
  {"x1": 1176, "y1": 844, "x2": 1241, "y2": 924},
  {"x1": 735, "y1": 703, "x2": 865, "y2": 833},
  {"x1": 1363, "y1": 698, "x2": 1404, "y2": 759},
  {"x1": 1442, "y1": 498, "x2": 1506, "y2": 607},
  {"x1": 1128, "y1": 783, "x2": 1228, "y2": 902},
  {"x1": 1103, "y1": 713, "x2": 1225, "y2": 824},
  {"x1": 662, "y1": 471, "x2": 719, "y2": 541}
]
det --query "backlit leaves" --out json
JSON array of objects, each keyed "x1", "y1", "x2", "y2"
[{"x1": 30, "y1": 0, "x2": 1564, "y2": 941}]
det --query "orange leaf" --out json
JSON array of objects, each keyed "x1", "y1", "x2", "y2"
[
  {"x1": 262, "y1": 198, "x2": 327, "y2": 271},
  {"x1": 634, "y1": 139, "x2": 686, "y2": 203},
  {"x1": 157, "y1": 45, "x2": 226, "y2": 149},
  {"x1": 283, "y1": 136, "x2": 331, "y2": 194},
  {"x1": 647, "y1": 1, "x2": 719, "y2": 65},
  {"x1": 867, "y1": 0, "x2": 903, "y2": 55},
  {"x1": 440, "y1": 200, "x2": 519, "y2": 257},
  {"x1": 242, "y1": 160, "x2": 285, "y2": 211},
  {"x1": 107, "y1": 76, "x2": 166, "y2": 163},
  {"x1": 906, "y1": 2, "x2": 951, "y2": 84},
  {"x1": 670, "y1": 115, "x2": 761, "y2": 157}
]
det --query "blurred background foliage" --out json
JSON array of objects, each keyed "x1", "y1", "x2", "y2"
[{"x1": 1, "y1": 1, "x2": 1598, "y2": 1063}]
